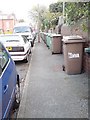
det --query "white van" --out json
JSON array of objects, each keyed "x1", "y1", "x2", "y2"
[{"x1": 13, "y1": 23, "x2": 34, "y2": 47}]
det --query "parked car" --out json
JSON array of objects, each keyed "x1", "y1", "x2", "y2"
[
  {"x1": 0, "y1": 42, "x2": 20, "y2": 119},
  {"x1": 0, "y1": 34, "x2": 31, "y2": 63},
  {"x1": 13, "y1": 23, "x2": 34, "y2": 47}
]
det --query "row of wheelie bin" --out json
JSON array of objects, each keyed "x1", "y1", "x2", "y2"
[
  {"x1": 40, "y1": 32, "x2": 86, "y2": 75},
  {"x1": 41, "y1": 32, "x2": 62, "y2": 54}
]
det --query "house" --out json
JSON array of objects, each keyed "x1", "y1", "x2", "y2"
[{"x1": 0, "y1": 12, "x2": 17, "y2": 34}]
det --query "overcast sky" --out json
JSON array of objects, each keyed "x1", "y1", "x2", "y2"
[
  {"x1": 0, "y1": 0, "x2": 58, "y2": 21},
  {"x1": 0, "y1": 0, "x2": 89, "y2": 23}
]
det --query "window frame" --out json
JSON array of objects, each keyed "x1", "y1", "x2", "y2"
[{"x1": 0, "y1": 44, "x2": 9, "y2": 75}]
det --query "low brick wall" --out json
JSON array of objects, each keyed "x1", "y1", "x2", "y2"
[
  {"x1": 83, "y1": 41, "x2": 90, "y2": 74},
  {"x1": 83, "y1": 53, "x2": 90, "y2": 73}
]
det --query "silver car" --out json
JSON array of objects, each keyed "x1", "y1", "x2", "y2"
[{"x1": 0, "y1": 34, "x2": 31, "y2": 62}]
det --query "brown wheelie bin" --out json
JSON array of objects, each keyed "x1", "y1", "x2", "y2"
[
  {"x1": 62, "y1": 35, "x2": 85, "y2": 75},
  {"x1": 51, "y1": 34, "x2": 62, "y2": 54}
]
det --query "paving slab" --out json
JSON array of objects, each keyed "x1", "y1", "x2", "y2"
[{"x1": 17, "y1": 40, "x2": 88, "y2": 118}]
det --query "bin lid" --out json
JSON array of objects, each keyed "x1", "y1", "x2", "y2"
[
  {"x1": 62, "y1": 35, "x2": 85, "y2": 43},
  {"x1": 63, "y1": 35, "x2": 82, "y2": 40},
  {"x1": 50, "y1": 33, "x2": 62, "y2": 37},
  {"x1": 85, "y1": 47, "x2": 90, "y2": 54}
]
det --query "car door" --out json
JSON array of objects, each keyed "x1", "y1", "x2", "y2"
[
  {"x1": 0, "y1": 44, "x2": 17, "y2": 118},
  {"x1": 0, "y1": 68, "x2": 2, "y2": 119}
]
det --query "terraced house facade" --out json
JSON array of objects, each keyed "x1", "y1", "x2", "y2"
[{"x1": 0, "y1": 12, "x2": 17, "y2": 34}]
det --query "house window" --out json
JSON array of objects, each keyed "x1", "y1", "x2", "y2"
[{"x1": 6, "y1": 22, "x2": 9, "y2": 30}]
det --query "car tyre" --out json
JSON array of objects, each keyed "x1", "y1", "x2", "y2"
[
  {"x1": 24, "y1": 54, "x2": 29, "y2": 63},
  {"x1": 29, "y1": 49, "x2": 31, "y2": 54},
  {"x1": 13, "y1": 75, "x2": 20, "y2": 110},
  {"x1": 31, "y1": 41, "x2": 34, "y2": 47}
]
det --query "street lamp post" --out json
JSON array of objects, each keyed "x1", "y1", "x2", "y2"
[
  {"x1": 37, "y1": 4, "x2": 40, "y2": 43},
  {"x1": 63, "y1": 2, "x2": 65, "y2": 19},
  {"x1": 63, "y1": 1, "x2": 65, "y2": 24}
]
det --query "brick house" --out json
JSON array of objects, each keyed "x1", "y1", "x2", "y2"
[{"x1": 0, "y1": 12, "x2": 17, "y2": 34}]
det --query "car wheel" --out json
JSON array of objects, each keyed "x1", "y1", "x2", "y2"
[
  {"x1": 13, "y1": 75, "x2": 20, "y2": 110},
  {"x1": 31, "y1": 41, "x2": 33, "y2": 47},
  {"x1": 29, "y1": 49, "x2": 31, "y2": 54},
  {"x1": 24, "y1": 54, "x2": 29, "y2": 63}
]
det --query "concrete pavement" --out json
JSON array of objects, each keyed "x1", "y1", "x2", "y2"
[{"x1": 17, "y1": 39, "x2": 88, "y2": 118}]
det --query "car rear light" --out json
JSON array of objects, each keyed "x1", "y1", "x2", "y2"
[
  {"x1": 6, "y1": 47, "x2": 24, "y2": 52},
  {"x1": 19, "y1": 47, "x2": 24, "y2": 52}
]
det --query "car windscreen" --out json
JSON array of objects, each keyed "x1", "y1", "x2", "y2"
[
  {"x1": 0, "y1": 43, "x2": 9, "y2": 76},
  {"x1": 0, "y1": 36, "x2": 20, "y2": 43},
  {"x1": 13, "y1": 26, "x2": 32, "y2": 33}
]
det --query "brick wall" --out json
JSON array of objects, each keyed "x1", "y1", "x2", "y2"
[
  {"x1": 0, "y1": 19, "x2": 15, "y2": 33},
  {"x1": 83, "y1": 53, "x2": 90, "y2": 74},
  {"x1": 83, "y1": 41, "x2": 90, "y2": 74}
]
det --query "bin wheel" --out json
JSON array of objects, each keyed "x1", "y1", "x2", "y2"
[
  {"x1": 62, "y1": 65, "x2": 65, "y2": 71},
  {"x1": 52, "y1": 52, "x2": 54, "y2": 55}
]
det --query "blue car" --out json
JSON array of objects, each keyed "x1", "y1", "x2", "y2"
[{"x1": 0, "y1": 42, "x2": 20, "y2": 119}]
